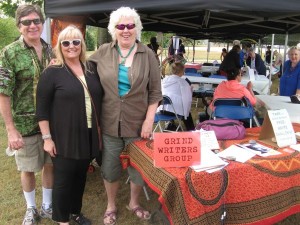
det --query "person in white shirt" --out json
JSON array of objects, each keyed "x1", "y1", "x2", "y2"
[{"x1": 159, "y1": 62, "x2": 195, "y2": 130}]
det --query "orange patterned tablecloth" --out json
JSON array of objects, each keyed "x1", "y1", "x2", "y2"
[{"x1": 121, "y1": 124, "x2": 300, "y2": 225}]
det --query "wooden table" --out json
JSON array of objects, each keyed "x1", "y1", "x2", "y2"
[{"x1": 121, "y1": 124, "x2": 300, "y2": 225}]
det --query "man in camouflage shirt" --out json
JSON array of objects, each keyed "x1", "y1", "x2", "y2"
[{"x1": 0, "y1": 5, "x2": 53, "y2": 225}]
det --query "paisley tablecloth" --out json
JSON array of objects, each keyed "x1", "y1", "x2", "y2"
[{"x1": 121, "y1": 124, "x2": 300, "y2": 225}]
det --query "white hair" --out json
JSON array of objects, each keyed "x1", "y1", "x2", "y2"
[
  {"x1": 107, "y1": 6, "x2": 143, "y2": 41},
  {"x1": 233, "y1": 40, "x2": 240, "y2": 46}
]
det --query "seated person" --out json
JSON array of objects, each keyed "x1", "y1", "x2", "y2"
[
  {"x1": 219, "y1": 45, "x2": 241, "y2": 76},
  {"x1": 207, "y1": 68, "x2": 257, "y2": 116},
  {"x1": 246, "y1": 48, "x2": 266, "y2": 75},
  {"x1": 159, "y1": 62, "x2": 195, "y2": 131},
  {"x1": 280, "y1": 46, "x2": 300, "y2": 96}
]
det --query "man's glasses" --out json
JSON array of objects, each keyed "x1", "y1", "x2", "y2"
[
  {"x1": 115, "y1": 23, "x2": 136, "y2": 30},
  {"x1": 61, "y1": 39, "x2": 82, "y2": 48},
  {"x1": 20, "y1": 19, "x2": 41, "y2": 26}
]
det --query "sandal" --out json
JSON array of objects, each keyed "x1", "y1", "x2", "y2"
[
  {"x1": 126, "y1": 205, "x2": 151, "y2": 220},
  {"x1": 103, "y1": 210, "x2": 117, "y2": 225}
]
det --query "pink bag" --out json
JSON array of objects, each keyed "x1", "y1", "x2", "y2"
[{"x1": 196, "y1": 119, "x2": 245, "y2": 140}]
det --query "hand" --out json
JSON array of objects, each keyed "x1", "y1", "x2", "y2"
[
  {"x1": 7, "y1": 128, "x2": 24, "y2": 150},
  {"x1": 48, "y1": 58, "x2": 57, "y2": 66},
  {"x1": 43, "y1": 139, "x2": 57, "y2": 157},
  {"x1": 141, "y1": 120, "x2": 153, "y2": 139},
  {"x1": 247, "y1": 81, "x2": 253, "y2": 90}
]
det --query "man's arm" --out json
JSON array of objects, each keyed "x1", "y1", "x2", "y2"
[{"x1": 0, "y1": 93, "x2": 24, "y2": 149}]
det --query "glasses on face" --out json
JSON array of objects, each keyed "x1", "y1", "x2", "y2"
[
  {"x1": 60, "y1": 39, "x2": 81, "y2": 48},
  {"x1": 19, "y1": 18, "x2": 41, "y2": 26},
  {"x1": 115, "y1": 23, "x2": 136, "y2": 30}
]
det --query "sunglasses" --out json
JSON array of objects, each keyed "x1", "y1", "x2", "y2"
[
  {"x1": 20, "y1": 18, "x2": 41, "y2": 26},
  {"x1": 61, "y1": 39, "x2": 81, "y2": 48},
  {"x1": 115, "y1": 23, "x2": 136, "y2": 30}
]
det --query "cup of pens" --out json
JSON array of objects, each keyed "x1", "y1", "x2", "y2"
[{"x1": 5, "y1": 147, "x2": 16, "y2": 157}]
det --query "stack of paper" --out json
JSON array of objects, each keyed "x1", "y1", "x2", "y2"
[{"x1": 190, "y1": 147, "x2": 228, "y2": 173}]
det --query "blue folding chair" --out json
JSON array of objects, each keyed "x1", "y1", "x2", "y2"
[
  {"x1": 209, "y1": 74, "x2": 227, "y2": 79},
  {"x1": 153, "y1": 95, "x2": 184, "y2": 132},
  {"x1": 211, "y1": 97, "x2": 260, "y2": 128},
  {"x1": 184, "y1": 68, "x2": 198, "y2": 74}
]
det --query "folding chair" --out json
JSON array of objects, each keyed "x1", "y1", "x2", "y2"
[
  {"x1": 184, "y1": 68, "x2": 198, "y2": 74},
  {"x1": 211, "y1": 97, "x2": 260, "y2": 128},
  {"x1": 153, "y1": 95, "x2": 184, "y2": 132},
  {"x1": 125, "y1": 176, "x2": 150, "y2": 201}
]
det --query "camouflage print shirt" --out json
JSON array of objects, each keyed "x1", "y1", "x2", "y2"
[{"x1": 0, "y1": 36, "x2": 53, "y2": 136}]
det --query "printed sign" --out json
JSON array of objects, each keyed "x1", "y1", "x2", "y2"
[
  {"x1": 259, "y1": 109, "x2": 296, "y2": 147},
  {"x1": 153, "y1": 132, "x2": 201, "y2": 168}
]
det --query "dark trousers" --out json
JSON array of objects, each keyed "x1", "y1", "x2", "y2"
[
  {"x1": 162, "y1": 111, "x2": 195, "y2": 131},
  {"x1": 52, "y1": 155, "x2": 90, "y2": 222}
]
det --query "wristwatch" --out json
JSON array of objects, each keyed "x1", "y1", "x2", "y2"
[{"x1": 42, "y1": 134, "x2": 52, "y2": 140}]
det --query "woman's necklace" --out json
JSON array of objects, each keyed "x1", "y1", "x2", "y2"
[{"x1": 117, "y1": 43, "x2": 135, "y2": 65}]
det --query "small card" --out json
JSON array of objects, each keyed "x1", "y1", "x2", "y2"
[{"x1": 200, "y1": 130, "x2": 220, "y2": 150}]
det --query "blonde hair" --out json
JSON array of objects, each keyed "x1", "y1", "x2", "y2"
[
  {"x1": 54, "y1": 25, "x2": 86, "y2": 66},
  {"x1": 107, "y1": 7, "x2": 143, "y2": 41},
  {"x1": 171, "y1": 62, "x2": 185, "y2": 75}
]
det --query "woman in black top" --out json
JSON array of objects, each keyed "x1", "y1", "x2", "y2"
[
  {"x1": 219, "y1": 45, "x2": 241, "y2": 76},
  {"x1": 36, "y1": 25, "x2": 103, "y2": 225},
  {"x1": 147, "y1": 36, "x2": 162, "y2": 65}
]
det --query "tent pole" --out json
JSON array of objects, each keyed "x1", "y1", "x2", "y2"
[
  {"x1": 283, "y1": 32, "x2": 289, "y2": 73},
  {"x1": 268, "y1": 34, "x2": 275, "y2": 95},
  {"x1": 206, "y1": 40, "x2": 210, "y2": 63},
  {"x1": 258, "y1": 39, "x2": 261, "y2": 55},
  {"x1": 193, "y1": 39, "x2": 195, "y2": 63}
]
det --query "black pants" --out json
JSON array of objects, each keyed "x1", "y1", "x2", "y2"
[
  {"x1": 162, "y1": 111, "x2": 195, "y2": 131},
  {"x1": 52, "y1": 156, "x2": 90, "y2": 222}
]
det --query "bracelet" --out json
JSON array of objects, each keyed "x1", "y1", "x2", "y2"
[{"x1": 42, "y1": 134, "x2": 52, "y2": 140}]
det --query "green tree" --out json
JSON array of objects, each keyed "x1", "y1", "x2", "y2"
[
  {"x1": 0, "y1": 17, "x2": 20, "y2": 50},
  {"x1": 85, "y1": 30, "x2": 96, "y2": 51},
  {"x1": 85, "y1": 26, "x2": 98, "y2": 51},
  {"x1": 0, "y1": 0, "x2": 43, "y2": 18}
]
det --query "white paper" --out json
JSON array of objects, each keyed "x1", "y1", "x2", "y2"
[
  {"x1": 217, "y1": 145, "x2": 256, "y2": 163},
  {"x1": 248, "y1": 68, "x2": 255, "y2": 81},
  {"x1": 205, "y1": 163, "x2": 229, "y2": 173},
  {"x1": 200, "y1": 130, "x2": 220, "y2": 150},
  {"x1": 267, "y1": 109, "x2": 297, "y2": 147},
  {"x1": 290, "y1": 144, "x2": 300, "y2": 151},
  {"x1": 238, "y1": 143, "x2": 281, "y2": 157},
  {"x1": 190, "y1": 147, "x2": 227, "y2": 172}
]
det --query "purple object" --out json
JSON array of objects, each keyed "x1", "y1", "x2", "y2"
[{"x1": 196, "y1": 119, "x2": 246, "y2": 140}]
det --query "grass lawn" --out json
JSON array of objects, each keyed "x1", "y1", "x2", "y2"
[{"x1": 0, "y1": 49, "x2": 298, "y2": 224}]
